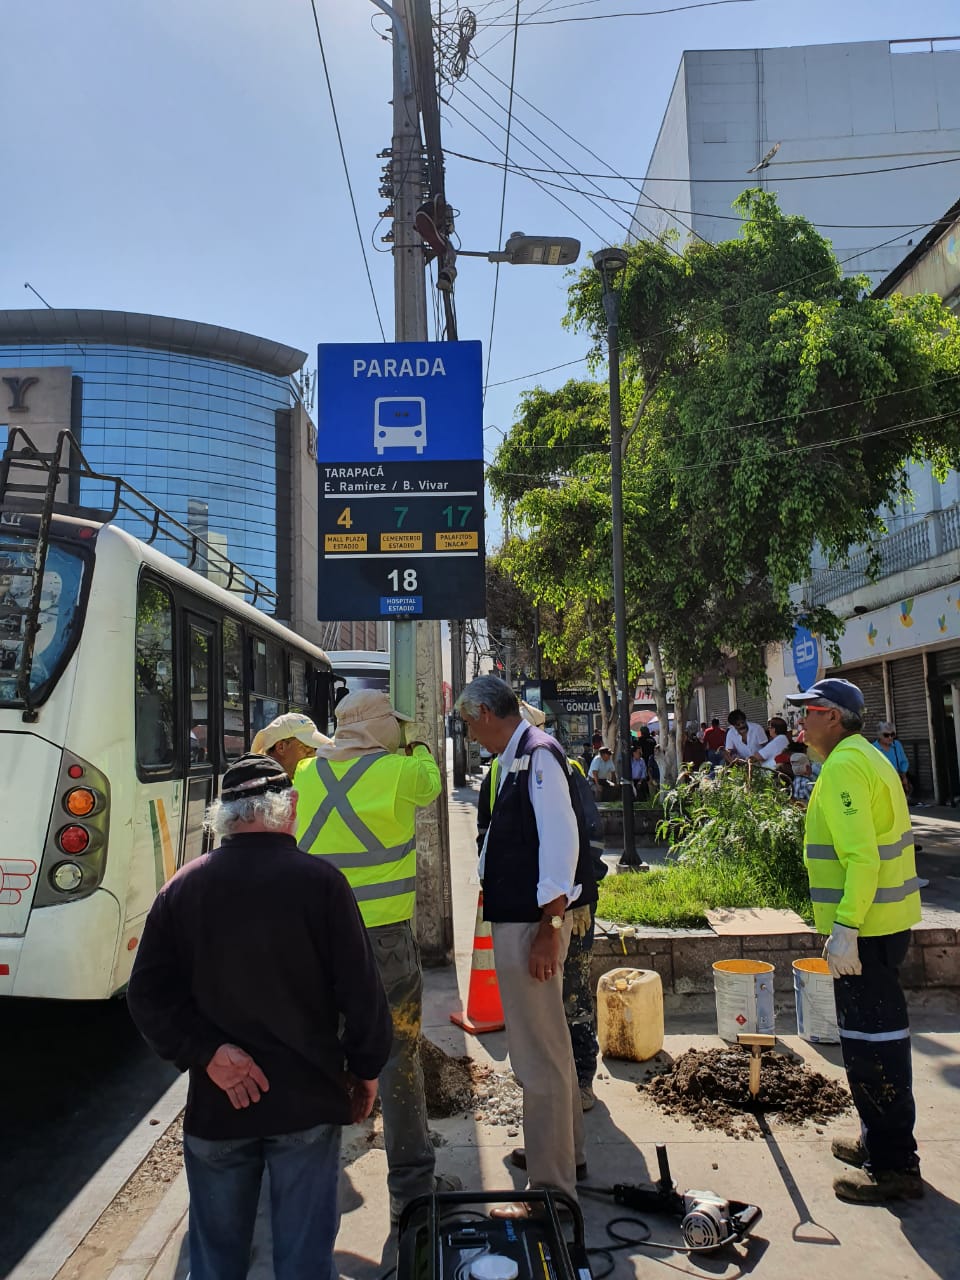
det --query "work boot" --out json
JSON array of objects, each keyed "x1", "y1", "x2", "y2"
[
  {"x1": 831, "y1": 1135, "x2": 867, "y2": 1167},
  {"x1": 579, "y1": 1084, "x2": 596, "y2": 1112},
  {"x1": 833, "y1": 1167, "x2": 924, "y2": 1203},
  {"x1": 390, "y1": 1173, "x2": 464, "y2": 1226},
  {"x1": 510, "y1": 1148, "x2": 588, "y2": 1181}
]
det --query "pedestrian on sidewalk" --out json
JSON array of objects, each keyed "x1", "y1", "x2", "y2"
[
  {"x1": 457, "y1": 675, "x2": 597, "y2": 1217},
  {"x1": 250, "y1": 710, "x2": 332, "y2": 779},
  {"x1": 785, "y1": 679, "x2": 923, "y2": 1204},
  {"x1": 127, "y1": 753, "x2": 391, "y2": 1280},
  {"x1": 294, "y1": 688, "x2": 461, "y2": 1226},
  {"x1": 476, "y1": 702, "x2": 605, "y2": 1114}
]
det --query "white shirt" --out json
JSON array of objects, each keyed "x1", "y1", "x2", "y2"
[
  {"x1": 588, "y1": 753, "x2": 617, "y2": 781},
  {"x1": 725, "y1": 722, "x2": 767, "y2": 759},
  {"x1": 479, "y1": 720, "x2": 582, "y2": 908},
  {"x1": 755, "y1": 733, "x2": 788, "y2": 768}
]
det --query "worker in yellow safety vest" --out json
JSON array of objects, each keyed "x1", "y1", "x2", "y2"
[
  {"x1": 294, "y1": 688, "x2": 460, "y2": 1225},
  {"x1": 785, "y1": 678, "x2": 923, "y2": 1205}
]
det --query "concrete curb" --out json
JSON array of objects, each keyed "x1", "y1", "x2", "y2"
[
  {"x1": 9, "y1": 1074, "x2": 188, "y2": 1280},
  {"x1": 105, "y1": 1171, "x2": 188, "y2": 1280}
]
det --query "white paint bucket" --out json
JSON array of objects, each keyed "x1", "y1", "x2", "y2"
[
  {"x1": 793, "y1": 957, "x2": 839, "y2": 1043},
  {"x1": 712, "y1": 959, "x2": 775, "y2": 1042}
]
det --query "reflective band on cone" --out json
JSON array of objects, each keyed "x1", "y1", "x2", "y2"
[{"x1": 450, "y1": 890, "x2": 506, "y2": 1035}]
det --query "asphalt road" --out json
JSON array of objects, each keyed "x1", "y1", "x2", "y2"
[{"x1": 0, "y1": 994, "x2": 178, "y2": 1275}]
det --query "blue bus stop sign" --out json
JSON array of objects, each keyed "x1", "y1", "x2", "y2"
[
  {"x1": 316, "y1": 341, "x2": 485, "y2": 621},
  {"x1": 792, "y1": 625, "x2": 821, "y2": 691}
]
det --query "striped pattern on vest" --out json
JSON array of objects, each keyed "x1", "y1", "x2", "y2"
[{"x1": 298, "y1": 752, "x2": 417, "y2": 927}]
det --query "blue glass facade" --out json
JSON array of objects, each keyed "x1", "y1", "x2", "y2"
[{"x1": 0, "y1": 341, "x2": 296, "y2": 594}]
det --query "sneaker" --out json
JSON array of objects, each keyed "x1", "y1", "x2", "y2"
[
  {"x1": 579, "y1": 1085, "x2": 596, "y2": 1112},
  {"x1": 510, "y1": 1147, "x2": 588, "y2": 1181},
  {"x1": 831, "y1": 1135, "x2": 867, "y2": 1167},
  {"x1": 390, "y1": 1173, "x2": 464, "y2": 1225},
  {"x1": 833, "y1": 1167, "x2": 924, "y2": 1204}
]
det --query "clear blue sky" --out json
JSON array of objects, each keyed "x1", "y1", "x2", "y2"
[{"x1": 6, "y1": 0, "x2": 959, "y2": 545}]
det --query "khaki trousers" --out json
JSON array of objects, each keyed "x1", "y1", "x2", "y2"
[{"x1": 491, "y1": 918, "x2": 585, "y2": 1200}]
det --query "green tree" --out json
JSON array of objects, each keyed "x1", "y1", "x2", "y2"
[{"x1": 490, "y1": 193, "x2": 960, "y2": 776}]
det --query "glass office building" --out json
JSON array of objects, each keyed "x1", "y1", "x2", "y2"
[{"x1": 0, "y1": 310, "x2": 307, "y2": 597}]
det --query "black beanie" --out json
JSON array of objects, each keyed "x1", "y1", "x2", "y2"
[{"x1": 220, "y1": 752, "x2": 293, "y2": 802}]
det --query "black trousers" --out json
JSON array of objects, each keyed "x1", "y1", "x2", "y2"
[{"x1": 833, "y1": 930, "x2": 919, "y2": 1173}]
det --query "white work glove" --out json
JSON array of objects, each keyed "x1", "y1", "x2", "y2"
[
  {"x1": 823, "y1": 923, "x2": 862, "y2": 978},
  {"x1": 569, "y1": 904, "x2": 593, "y2": 938}
]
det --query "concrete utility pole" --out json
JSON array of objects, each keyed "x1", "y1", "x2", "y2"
[{"x1": 382, "y1": 0, "x2": 454, "y2": 964}]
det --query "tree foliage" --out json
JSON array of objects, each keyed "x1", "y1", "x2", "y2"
[{"x1": 488, "y1": 193, "x2": 960, "y2": 773}]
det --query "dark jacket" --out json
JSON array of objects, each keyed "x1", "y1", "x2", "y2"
[
  {"x1": 127, "y1": 832, "x2": 391, "y2": 1139},
  {"x1": 482, "y1": 725, "x2": 598, "y2": 923}
]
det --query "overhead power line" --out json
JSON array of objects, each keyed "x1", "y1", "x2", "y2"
[
  {"x1": 445, "y1": 146, "x2": 960, "y2": 184},
  {"x1": 308, "y1": 0, "x2": 386, "y2": 342},
  {"x1": 482, "y1": 0, "x2": 758, "y2": 22},
  {"x1": 484, "y1": 0, "x2": 523, "y2": 404}
]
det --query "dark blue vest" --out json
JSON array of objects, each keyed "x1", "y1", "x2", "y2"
[{"x1": 483, "y1": 725, "x2": 598, "y2": 923}]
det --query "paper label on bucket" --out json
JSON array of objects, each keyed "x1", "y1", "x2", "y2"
[
  {"x1": 714, "y1": 967, "x2": 775, "y2": 1042},
  {"x1": 793, "y1": 966, "x2": 840, "y2": 1044}
]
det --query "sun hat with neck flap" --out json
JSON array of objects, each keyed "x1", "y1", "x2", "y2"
[{"x1": 321, "y1": 689, "x2": 415, "y2": 761}]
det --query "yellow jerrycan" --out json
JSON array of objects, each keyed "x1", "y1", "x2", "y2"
[{"x1": 597, "y1": 967, "x2": 665, "y2": 1061}]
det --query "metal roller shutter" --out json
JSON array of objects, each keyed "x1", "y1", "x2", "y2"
[
  {"x1": 701, "y1": 678, "x2": 730, "y2": 727},
  {"x1": 933, "y1": 646, "x2": 960, "y2": 680},
  {"x1": 830, "y1": 662, "x2": 886, "y2": 740},
  {"x1": 889, "y1": 654, "x2": 933, "y2": 797},
  {"x1": 734, "y1": 681, "x2": 768, "y2": 728}
]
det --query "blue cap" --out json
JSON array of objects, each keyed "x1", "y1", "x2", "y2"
[{"x1": 784, "y1": 678, "x2": 864, "y2": 715}]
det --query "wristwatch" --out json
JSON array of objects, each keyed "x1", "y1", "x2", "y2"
[{"x1": 544, "y1": 914, "x2": 564, "y2": 930}]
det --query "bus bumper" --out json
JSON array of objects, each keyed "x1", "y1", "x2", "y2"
[{"x1": 0, "y1": 891, "x2": 122, "y2": 999}]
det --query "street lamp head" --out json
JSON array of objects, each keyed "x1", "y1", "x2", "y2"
[
  {"x1": 592, "y1": 247, "x2": 629, "y2": 276},
  {"x1": 488, "y1": 232, "x2": 581, "y2": 266}
]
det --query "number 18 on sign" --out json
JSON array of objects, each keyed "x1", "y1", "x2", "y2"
[{"x1": 316, "y1": 341, "x2": 486, "y2": 621}]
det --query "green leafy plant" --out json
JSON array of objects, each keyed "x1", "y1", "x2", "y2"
[{"x1": 597, "y1": 766, "x2": 811, "y2": 928}]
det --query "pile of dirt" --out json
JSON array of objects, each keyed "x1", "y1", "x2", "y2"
[
  {"x1": 420, "y1": 1037, "x2": 522, "y2": 1128},
  {"x1": 642, "y1": 1047, "x2": 851, "y2": 1136}
]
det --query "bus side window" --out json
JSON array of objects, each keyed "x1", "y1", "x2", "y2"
[
  {"x1": 222, "y1": 617, "x2": 245, "y2": 761},
  {"x1": 249, "y1": 634, "x2": 284, "y2": 735},
  {"x1": 136, "y1": 579, "x2": 176, "y2": 772},
  {"x1": 289, "y1": 656, "x2": 306, "y2": 711}
]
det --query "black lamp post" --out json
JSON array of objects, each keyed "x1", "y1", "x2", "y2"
[{"x1": 593, "y1": 248, "x2": 643, "y2": 870}]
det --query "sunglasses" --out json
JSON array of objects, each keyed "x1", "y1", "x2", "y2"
[
  {"x1": 879, "y1": 732, "x2": 894, "y2": 739},
  {"x1": 800, "y1": 705, "x2": 835, "y2": 716}
]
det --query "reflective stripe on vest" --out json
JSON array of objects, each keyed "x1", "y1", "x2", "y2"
[
  {"x1": 810, "y1": 878, "x2": 922, "y2": 906},
  {"x1": 805, "y1": 830, "x2": 914, "y2": 862},
  {"x1": 298, "y1": 753, "x2": 417, "y2": 927}
]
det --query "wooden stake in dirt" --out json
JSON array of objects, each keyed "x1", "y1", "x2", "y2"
[{"x1": 737, "y1": 1033, "x2": 776, "y2": 1097}]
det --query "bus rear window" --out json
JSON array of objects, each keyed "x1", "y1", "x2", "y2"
[{"x1": 0, "y1": 539, "x2": 88, "y2": 704}]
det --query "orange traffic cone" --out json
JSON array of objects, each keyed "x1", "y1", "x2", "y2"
[{"x1": 450, "y1": 890, "x2": 505, "y2": 1035}]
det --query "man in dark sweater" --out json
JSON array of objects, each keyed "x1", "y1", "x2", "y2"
[{"x1": 127, "y1": 753, "x2": 391, "y2": 1280}]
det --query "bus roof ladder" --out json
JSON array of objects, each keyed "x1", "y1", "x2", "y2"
[{"x1": 0, "y1": 428, "x2": 279, "y2": 719}]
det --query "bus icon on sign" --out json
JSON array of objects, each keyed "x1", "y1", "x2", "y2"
[{"x1": 374, "y1": 397, "x2": 427, "y2": 455}]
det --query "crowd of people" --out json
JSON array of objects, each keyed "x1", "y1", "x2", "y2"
[{"x1": 123, "y1": 677, "x2": 927, "y2": 1277}]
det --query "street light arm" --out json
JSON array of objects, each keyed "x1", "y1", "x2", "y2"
[{"x1": 368, "y1": 0, "x2": 412, "y2": 93}]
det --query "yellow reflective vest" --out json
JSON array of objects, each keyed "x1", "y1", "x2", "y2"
[
  {"x1": 294, "y1": 746, "x2": 442, "y2": 928},
  {"x1": 804, "y1": 734, "x2": 921, "y2": 937}
]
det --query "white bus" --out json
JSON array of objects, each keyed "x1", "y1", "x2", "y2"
[
  {"x1": 0, "y1": 510, "x2": 335, "y2": 1001},
  {"x1": 326, "y1": 648, "x2": 391, "y2": 701}
]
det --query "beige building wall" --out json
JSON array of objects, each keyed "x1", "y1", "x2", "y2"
[{"x1": 1, "y1": 366, "x2": 75, "y2": 504}]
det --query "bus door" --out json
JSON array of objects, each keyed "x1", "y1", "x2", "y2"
[{"x1": 180, "y1": 613, "x2": 218, "y2": 866}]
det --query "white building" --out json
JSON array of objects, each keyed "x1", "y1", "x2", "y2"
[{"x1": 632, "y1": 37, "x2": 960, "y2": 283}]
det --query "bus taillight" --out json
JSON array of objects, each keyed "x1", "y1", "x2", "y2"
[
  {"x1": 58, "y1": 825, "x2": 90, "y2": 855},
  {"x1": 64, "y1": 787, "x2": 98, "y2": 817}
]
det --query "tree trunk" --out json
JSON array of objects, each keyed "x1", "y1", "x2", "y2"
[{"x1": 648, "y1": 636, "x2": 678, "y2": 786}]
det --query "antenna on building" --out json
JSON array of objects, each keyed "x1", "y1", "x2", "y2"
[{"x1": 23, "y1": 282, "x2": 87, "y2": 356}]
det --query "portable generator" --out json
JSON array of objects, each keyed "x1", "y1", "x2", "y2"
[{"x1": 396, "y1": 1190, "x2": 590, "y2": 1280}]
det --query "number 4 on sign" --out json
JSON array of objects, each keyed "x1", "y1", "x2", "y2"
[{"x1": 336, "y1": 507, "x2": 352, "y2": 529}]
